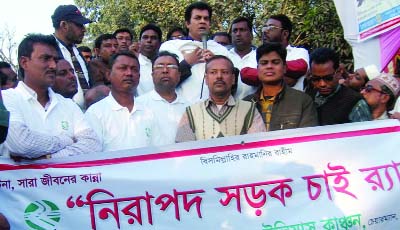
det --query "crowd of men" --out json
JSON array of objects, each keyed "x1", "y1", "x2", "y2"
[{"x1": 0, "y1": 2, "x2": 399, "y2": 160}]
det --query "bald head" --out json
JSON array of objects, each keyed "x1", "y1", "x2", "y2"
[{"x1": 0, "y1": 213, "x2": 10, "y2": 230}]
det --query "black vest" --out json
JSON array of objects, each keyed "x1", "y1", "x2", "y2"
[{"x1": 317, "y1": 87, "x2": 362, "y2": 125}]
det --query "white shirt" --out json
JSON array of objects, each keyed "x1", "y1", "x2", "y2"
[
  {"x1": 393, "y1": 97, "x2": 400, "y2": 113},
  {"x1": 136, "y1": 54, "x2": 154, "y2": 96},
  {"x1": 54, "y1": 36, "x2": 89, "y2": 108},
  {"x1": 136, "y1": 90, "x2": 189, "y2": 145},
  {"x1": 160, "y1": 39, "x2": 229, "y2": 104},
  {"x1": 2, "y1": 82, "x2": 100, "y2": 158},
  {"x1": 85, "y1": 94, "x2": 162, "y2": 152},
  {"x1": 286, "y1": 45, "x2": 310, "y2": 91},
  {"x1": 228, "y1": 48, "x2": 258, "y2": 99}
]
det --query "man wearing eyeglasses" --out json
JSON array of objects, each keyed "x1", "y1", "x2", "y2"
[
  {"x1": 309, "y1": 48, "x2": 372, "y2": 125},
  {"x1": 137, "y1": 51, "x2": 189, "y2": 145},
  {"x1": 51, "y1": 5, "x2": 93, "y2": 109},
  {"x1": 175, "y1": 55, "x2": 265, "y2": 142},
  {"x1": 360, "y1": 73, "x2": 399, "y2": 120},
  {"x1": 241, "y1": 14, "x2": 309, "y2": 92},
  {"x1": 85, "y1": 52, "x2": 162, "y2": 152}
]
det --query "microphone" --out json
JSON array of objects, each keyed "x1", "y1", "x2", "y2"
[
  {"x1": 201, "y1": 32, "x2": 208, "y2": 50},
  {"x1": 200, "y1": 31, "x2": 208, "y2": 99}
]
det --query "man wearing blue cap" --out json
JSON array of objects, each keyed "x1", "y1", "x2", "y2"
[{"x1": 51, "y1": 5, "x2": 92, "y2": 108}]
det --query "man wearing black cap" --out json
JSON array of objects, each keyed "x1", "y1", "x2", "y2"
[{"x1": 51, "y1": 4, "x2": 92, "y2": 108}]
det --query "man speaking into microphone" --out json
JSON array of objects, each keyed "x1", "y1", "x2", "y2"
[{"x1": 160, "y1": 2, "x2": 228, "y2": 104}]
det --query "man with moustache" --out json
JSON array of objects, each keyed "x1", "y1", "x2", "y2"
[
  {"x1": 137, "y1": 51, "x2": 189, "y2": 145},
  {"x1": 228, "y1": 16, "x2": 258, "y2": 99},
  {"x1": 360, "y1": 73, "x2": 399, "y2": 120},
  {"x1": 52, "y1": 4, "x2": 93, "y2": 108},
  {"x1": 52, "y1": 59, "x2": 78, "y2": 98},
  {"x1": 241, "y1": 14, "x2": 309, "y2": 91},
  {"x1": 175, "y1": 55, "x2": 265, "y2": 142},
  {"x1": 160, "y1": 1, "x2": 228, "y2": 104},
  {"x1": 136, "y1": 24, "x2": 163, "y2": 95},
  {"x1": 243, "y1": 43, "x2": 318, "y2": 131},
  {"x1": 2, "y1": 34, "x2": 100, "y2": 159},
  {"x1": 85, "y1": 52, "x2": 162, "y2": 152},
  {"x1": 88, "y1": 34, "x2": 118, "y2": 86}
]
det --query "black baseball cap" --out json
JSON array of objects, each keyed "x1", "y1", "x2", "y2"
[{"x1": 51, "y1": 5, "x2": 92, "y2": 26}]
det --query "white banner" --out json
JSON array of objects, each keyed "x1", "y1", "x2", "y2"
[
  {"x1": 356, "y1": 0, "x2": 400, "y2": 41},
  {"x1": 1, "y1": 120, "x2": 400, "y2": 230}
]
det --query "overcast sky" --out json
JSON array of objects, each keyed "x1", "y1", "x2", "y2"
[{"x1": 0, "y1": 0, "x2": 75, "y2": 44}]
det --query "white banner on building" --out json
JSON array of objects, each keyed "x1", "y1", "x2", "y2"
[
  {"x1": 1, "y1": 120, "x2": 400, "y2": 229},
  {"x1": 356, "y1": 0, "x2": 400, "y2": 41}
]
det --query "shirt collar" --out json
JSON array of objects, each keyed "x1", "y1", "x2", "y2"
[
  {"x1": 315, "y1": 84, "x2": 341, "y2": 98},
  {"x1": 376, "y1": 111, "x2": 389, "y2": 120},
  {"x1": 183, "y1": 35, "x2": 198, "y2": 41},
  {"x1": 17, "y1": 81, "x2": 58, "y2": 106},
  {"x1": 53, "y1": 35, "x2": 75, "y2": 50},
  {"x1": 18, "y1": 81, "x2": 38, "y2": 100},
  {"x1": 139, "y1": 53, "x2": 152, "y2": 63},
  {"x1": 228, "y1": 46, "x2": 256, "y2": 55},
  {"x1": 108, "y1": 93, "x2": 144, "y2": 113},
  {"x1": 257, "y1": 82, "x2": 285, "y2": 102},
  {"x1": 205, "y1": 95, "x2": 236, "y2": 107},
  {"x1": 150, "y1": 90, "x2": 187, "y2": 104}
]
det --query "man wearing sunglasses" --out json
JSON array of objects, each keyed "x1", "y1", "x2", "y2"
[
  {"x1": 360, "y1": 73, "x2": 399, "y2": 120},
  {"x1": 52, "y1": 5, "x2": 93, "y2": 109},
  {"x1": 241, "y1": 14, "x2": 309, "y2": 92},
  {"x1": 309, "y1": 48, "x2": 372, "y2": 125}
]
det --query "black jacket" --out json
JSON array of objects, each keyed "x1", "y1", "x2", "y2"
[{"x1": 243, "y1": 84, "x2": 318, "y2": 131}]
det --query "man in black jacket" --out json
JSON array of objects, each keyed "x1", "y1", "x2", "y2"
[
  {"x1": 308, "y1": 48, "x2": 371, "y2": 125},
  {"x1": 243, "y1": 43, "x2": 318, "y2": 131}
]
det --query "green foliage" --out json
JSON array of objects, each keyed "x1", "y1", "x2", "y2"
[{"x1": 74, "y1": 0, "x2": 353, "y2": 68}]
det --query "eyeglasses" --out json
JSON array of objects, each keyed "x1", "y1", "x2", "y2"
[
  {"x1": 360, "y1": 85, "x2": 387, "y2": 94},
  {"x1": 153, "y1": 64, "x2": 179, "y2": 70},
  {"x1": 262, "y1": 25, "x2": 284, "y2": 32},
  {"x1": 310, "y1": 71, "x2": 337, "y2": 83},
  {"x1": 171, "y1": 35, "x2": 184, "y2": 40}
]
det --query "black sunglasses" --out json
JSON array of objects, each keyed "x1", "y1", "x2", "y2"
[
  {"x1": 360, "y1": 85, "x2": 387, "y2": 94},
  {"x1": 310, "y1": 74, "x2": 335, "y2": 83}
]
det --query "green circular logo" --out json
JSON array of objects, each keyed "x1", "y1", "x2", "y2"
[{"x1": 24, "y1": 200, "x2": 61, "y2": 230}]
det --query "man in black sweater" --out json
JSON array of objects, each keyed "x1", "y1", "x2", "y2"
[{"x1": 308, "y1": 48, "x2": 371, "y2": 125}]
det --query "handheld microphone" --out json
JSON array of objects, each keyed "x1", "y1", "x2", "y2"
[
  {"x1": 201, "y1": 32, "x2": 208, "y2": 50},
  {"x1": 200, "y1": 31, "x2": 208, "y2": 99}
]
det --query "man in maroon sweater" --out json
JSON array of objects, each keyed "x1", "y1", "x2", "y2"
[{"x1": 241, "y1": 14, "x2": 309, "y2": 92}]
